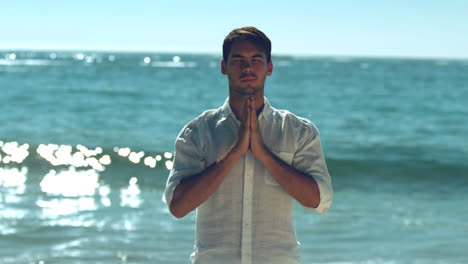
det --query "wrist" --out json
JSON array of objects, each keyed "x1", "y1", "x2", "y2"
[
  {"x1": 253, "y1": 146, "x2": 273, "y2": 164},
  {"x1": 227, "y1": 143, "x2": 247, "y2": 160}
]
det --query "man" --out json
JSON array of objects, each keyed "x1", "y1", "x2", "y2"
[{"x1": 164, "y1": 26, "x2": 333, "y2": 264}]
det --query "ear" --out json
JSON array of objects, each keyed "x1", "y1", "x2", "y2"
[
  {"x1": 221, "y1": 60, "x2": 227, "y2": 75},
  {"x1": 267, "y1": 61, "x2": 273, "y2": 76}
]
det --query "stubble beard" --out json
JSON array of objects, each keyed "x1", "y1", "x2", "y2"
[
  {"x1": 232, "y1": 84, "x2": 260, "y2": 97},
  {"x1": 239, "y1": 86, "x2": 256, "y2": 95},
  {"x1": 231, "y1": 78, "x2": 265, "y2": 97}
]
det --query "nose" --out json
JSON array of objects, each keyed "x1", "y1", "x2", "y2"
[{"x1": 241, "y1": 61, "x2": 253, "y2": 72}]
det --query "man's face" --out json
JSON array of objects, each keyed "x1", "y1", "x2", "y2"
[{"x1": 222, "y1": 40, "x2": 273, "y2": 96}]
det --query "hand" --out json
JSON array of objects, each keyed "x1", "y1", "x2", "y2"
[
  {"x1": 232, "y1": 98, "x2": 250, "y2": 157},
  {"x1": 248, "y1": 97, "x2": 268, "y2": 159}
]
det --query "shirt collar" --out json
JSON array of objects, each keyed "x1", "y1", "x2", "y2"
[
  {"x1": 260, "y1": 97, "x2": 274, "y2": 122},
  {"x1": 220, "y1": 97, "x2": 233, "y2": 120},
  {"x1": 221, "y1": 97, "x2": 274, "y2": 123}
]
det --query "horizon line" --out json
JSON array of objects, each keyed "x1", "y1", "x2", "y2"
[{"x1": 1, "y1": 47, "x2": 467, "y2": 61}]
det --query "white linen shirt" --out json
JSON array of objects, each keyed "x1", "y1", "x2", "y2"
[{"x1": 164, "y1": 97, "x2": 333, "y2": 264}]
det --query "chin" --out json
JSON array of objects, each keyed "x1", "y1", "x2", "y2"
[{"x1": 239, "y1": 87, "x2": 257, "y2": 95}]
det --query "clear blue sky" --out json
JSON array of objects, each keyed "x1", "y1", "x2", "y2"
[{"x1": 2, "y1": 0, "x2": 468, "y2": 58}]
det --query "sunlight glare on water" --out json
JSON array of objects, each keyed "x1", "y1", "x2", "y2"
[
  {"x1": 0, "y1": 167, "x2": 27, "y2": 195},
  {"x1": 40, "y1": 168, "x2": 100, "y2": 197},
  {"x1": 120, "y1": 177, "x2": 142, "y2": 208},
  {"x1": 37, "y1": 197, "x2": 98, "y2": 217}
]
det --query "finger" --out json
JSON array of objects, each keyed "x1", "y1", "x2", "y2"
[
  {"x1": 249, "y1": 97, "x2": 254, "y2": 111},
  {"x1": 249, "y1": 97, "x2": 257, "y2": 131},
  {"x1": 241, "y1": 98, "x2": 249, "y2": 126},
  {"x1": 245, "y1": 97, "x2": 251, "y2": 130}
]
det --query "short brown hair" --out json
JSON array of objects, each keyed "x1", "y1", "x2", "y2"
[{"x1": 223, "y1": 26, "x2": 272, "y2": 63}]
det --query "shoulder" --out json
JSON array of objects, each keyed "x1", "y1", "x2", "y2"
[
  {"x1": 271, "y1": 107, "x2": 320, "y2": 136},
  {"x1": 178, "y1": 107, "x2": 223, "y2": 137}
]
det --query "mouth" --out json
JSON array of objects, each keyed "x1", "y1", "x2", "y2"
[{"x1": 240, "y1": 74, "x2": 257, "y2": 82}]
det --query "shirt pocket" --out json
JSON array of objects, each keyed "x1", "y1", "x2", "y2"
[{"x1": 264, "y1": 151, "x2": 294, "y2": 186}]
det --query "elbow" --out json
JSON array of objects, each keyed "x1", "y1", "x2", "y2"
[
  {"x1": 171, "y1": 211, "x2": 186, "y2": 219},
  {"x1": 301, "y1": 197, "x2": 320, "y2": 209},
  {"x1": 299, "y1": 189, "x2": 320, "y2": 209},
  {"x1": 168, "y1": 185, "x2": 188, "y2": 218},
  {"x1": 169, "y1": 200, "x2": 188, "y2": 219},
  {"x1": 313, "y1": 194, "x2": 333, "y2": 215}
]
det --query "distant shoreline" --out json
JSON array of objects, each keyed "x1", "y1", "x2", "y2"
[{"x1": 1, "y1": 48, "x2": 467, "y2": 61}]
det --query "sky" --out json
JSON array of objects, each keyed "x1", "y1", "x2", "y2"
[{"x1": 2, "y1": 0, "x2": 468, "y2": 59}]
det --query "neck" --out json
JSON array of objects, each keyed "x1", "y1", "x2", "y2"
[{"x1": 229, "y1": 92, "x2": 264, "y2": 121}]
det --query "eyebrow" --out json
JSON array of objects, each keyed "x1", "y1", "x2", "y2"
[{"x1": 231, "y1": 53, "x2": 265, "y2": 59}]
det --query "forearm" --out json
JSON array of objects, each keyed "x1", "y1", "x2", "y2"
[
  {"x1": 169, "y1": 147, "x2": 243, "y2": 218},
  {"x1": 258, "y1": 151, "x2": 320, "y2": 208}
]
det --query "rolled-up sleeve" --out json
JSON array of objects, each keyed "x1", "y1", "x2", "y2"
[
  {"x1": 163, "y1": 123, "x2": 206, "y2": 207},
  {"x1": 292, "y1": 121, "x2": 333, "y2": 214}
]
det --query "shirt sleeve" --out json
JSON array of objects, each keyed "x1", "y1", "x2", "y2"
[
  {"x1": 292, "y1": 120, "x2": 333, "y2": 214},
  {"x1": 163, "y1": 122, "x2": 206, "y2": 208}
]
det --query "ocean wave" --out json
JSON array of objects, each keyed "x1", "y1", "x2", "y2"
[
  {"x1": 0, "y1": 142, "x2": 173, "y2": 193},
  {"x1": 327, "y1": 157, "x2": 468, "y2": 193},
  {"x1": 1, "y1": 141, "x2": 466, "y2": 195},
  {"x1": 0, "y1": 59, "x2": 64, "y2": 66}
]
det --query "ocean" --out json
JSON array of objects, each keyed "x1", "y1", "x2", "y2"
[{"x1": 0, "y1": 50, "x2": 467, "y2": 263}]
